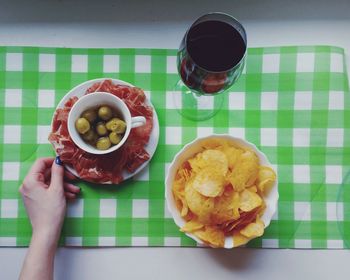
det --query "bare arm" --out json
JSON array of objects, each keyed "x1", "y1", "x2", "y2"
[
  {"x1": 19, "y1": 230, "x2": 59, "y2": 280},
  {"x1": 19, "y1": 157, "x2": 80, "y2": 280}
]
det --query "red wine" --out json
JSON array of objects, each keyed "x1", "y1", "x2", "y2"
[{"x1": 187, "y1": 20, "x2": 246, "y2": 72}]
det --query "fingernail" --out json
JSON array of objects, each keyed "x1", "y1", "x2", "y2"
[{"x1": 55, "y1": 156, "x2": 63, "y2": 166}]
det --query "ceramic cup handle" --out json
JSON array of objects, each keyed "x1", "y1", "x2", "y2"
[{"x1": 130, "y1": 116, "x2": 146, "y2": 128}]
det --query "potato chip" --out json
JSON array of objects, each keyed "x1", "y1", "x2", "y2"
[
  {"x1": 239, "y1": 189, "x2": 262, "y2": 212},
  {"x1": 212, "y1": 189, "x2": 240, "y2": 224},
  {"x1": 185, "y1": 181, "x2": 214, "y2": 223},
  {"x1": 258, "y1": 166, "x2": 277, "y2": 193},
  {"x1": 192, "y1": 167, "x2": 225, "y2": 197},
  {"x1": 233, "y1": 232, "x2": 250, "y2": 247},
  {"x1": 220, "y1": 146, "x2": 243, "y2": 169},
  {"x1": 193, "y1": 226, "x2": 225, "y2": 248},
  {"x1": 239, "y1": 219, "x2": 265, "y2": 238},
  {"x1": 247, "y1": 185, "x2": 258, "y2": 193},
  {"x1": 181, "y1": 220, "x2": 204, "y2": 233},
  {"x1": 189, "y1": 149, "x2": 228, "y2": 176},
  {"x1": 226, "y1": 150, "x2": 259, "y2": 192}
]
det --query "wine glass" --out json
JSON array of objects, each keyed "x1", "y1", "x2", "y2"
[{"x1": 173, "y1": 12, "x2": 247, "y2": 121}]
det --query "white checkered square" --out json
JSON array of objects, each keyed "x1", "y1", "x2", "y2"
[
  {"x1": 326, "y1": 202, "x2": 338, "y2": 221},
  {"x1": 293, "y1": 165, "x2": 310, "y2": 183},
  {"x1": 330, "y1": 53, "x2": 343, "y2": 73},
  {"x1": 133, "y1": 165, "x2": 149, "y2": 181},
  {"x1": 37, "y1": 125, "x2": 51, "y2": 144},
  {"x1": 296, "y1": 53, "x2": 314, "y2": 72},
  {"x1": 38, "y1": 90, "x2": 55, "y2": 108},
  {"x1": 328, "y1": 91, "x2": 344, "y2": 110},
  {"x1": 293, "y1": 128, "x2": 310, "y2": 147},
  {"x1": 260, "y1": 128, "x2": 277, "y2": 146},
  {"x1": 99, "y1": 199, "x2": 117, "y2": 218},
  {"x1": 294, "y1": 91, "x2": 312, "y2": 110},
  {"x1": 294, "y1": 201, "x2": 311, "y2": 221},
  {"x1": 262, "y1": 239, "x2": 279, "y2": 248},
  {"x1": 228, "y1": 92, "x2": 245, "y2": 110},
  {"x1": 6, "y1": 53, "x2": 23, "y2": 71},
  {"x1": 98, "y1": 237, "x2": 116, "y2": 246},
  {"x1": 261, "y1": 91, "x2": 278, "y2": 110},
  {"x1": 327, "y1": 128, "x2": 344, "y2": 147},
  {"x1": 5, "y1": 89, "x2": 22, "y2": 107},
  {"x1": 1, "y1": 199, "x2": 18, "y2": 218},
  {"x1": 0, "y1": 237, "x2": 17, "y2": 246},
  {"x1": 166, "y1": 56, "x2": 177, "y2": 73},
  {"x1": 135, "y1": 55, "x2": 151, "y2": 73},
  {"x1": 262, "y1": 54, "x2": 280, "y2": 73},
  {"x1": 66, "y1": 199, "x2": 84, "y2": 217},
  {"x1": 4, "y1": 125, "x2": 21, "y2": 144},
  {"x1": 327, "y1": 239, "x2": 344, "y2": 248},
  {"x1": 164, "y1": 237, "x2": 181, "y2": 246},
  {"x1": 165, "y1": 127, "x2": 182, "y2": 145},
  {"x1": 197, "y1": 95, "x2": 214, "y2": 110},
  {"x1": 325, "y1": 165, "x2": 342, "y2": 184},
  {"x1": 103, "y1": 55, "x2": 119, "y2": 72},
  {"x1": 39, "y1": 54, "x2": 56, "y2": 72},
  {"x1": 294, "y1": 239, "x2": 312, "y2": 248},
  {"x1": 2, "y1": 162, "x2": 20, "y2": 181},
  {"x1": 229, "y1": 127, "x2": 245, "y2": 139},
  {"x1": 132, "y1": 199, "x2": 149, "y2": 218},
  {"x1": 65, "y1": 237, "x2": 83, "y2": 246},
  {"x1": 166, "y1": 91, "x2": 180, "y2": 109},
  {"x1": 71, "y1": 55, "x2": 88, "y2": 72},
  {"x1": 197, "y1": 127, "x2": 214, "y2": 138},
  {"x1": 132, "y1": 237, "x2": 148, "y2": 246},
  {"x1": 335, "y1": 202, "x2": 344, "y2": 221}
]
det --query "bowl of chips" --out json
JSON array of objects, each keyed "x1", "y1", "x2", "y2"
[{"x1": 165, "y1": 134, "x2": 278, "y2": 248}]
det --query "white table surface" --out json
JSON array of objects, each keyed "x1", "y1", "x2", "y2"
[{"x1": 0, "y1": 0, "x2": 350, "y2": 279}]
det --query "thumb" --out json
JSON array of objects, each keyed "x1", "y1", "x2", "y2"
[{"x1": 50, "y1": 156, "x2": 64, "y2": 190}]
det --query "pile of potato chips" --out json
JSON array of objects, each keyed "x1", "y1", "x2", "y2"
[{"x1": 172, "y1": 138, "x2": 276, "y2": 248}]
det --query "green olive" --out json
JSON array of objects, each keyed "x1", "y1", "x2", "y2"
[
  {"x1": 98, "y1": 106, "x2": 113, "y2": 121},
  {"x1": 96, "y1": 137, "x2": 111, "y2": 150},
  {"x1": 75, "y1": 118, "x2": 90, "y2": 134},
  {"x1": 81, "y1": 109, "x2": 97, "y2": 123},
  {"x1": 82, "y1": 129, "x2": 97, "y2": 143},
  {"x1": 96, "y1": 122, "x2": 108, "y2": 136},
  {"x1": 109, "y1": 131, "x2": 122, "y2": 145},
  {"x1": 106, "y1": 118, "x2": 127, "y2": 133}
]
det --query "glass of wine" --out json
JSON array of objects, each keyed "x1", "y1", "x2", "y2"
[{"x1": 173, "y1": 12, "x2": 247, "y2": 121}]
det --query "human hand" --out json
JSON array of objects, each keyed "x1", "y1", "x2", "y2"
[{"x1": 19, "y1": 157, "x2": 80, "y2": 245}]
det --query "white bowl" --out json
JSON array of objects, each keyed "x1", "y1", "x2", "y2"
[
  {"x1": 165, "y1": 134, "x2": 279, "y2": 248},
  {"x1": 68, "y1": 92, "x2": 145, "y2": 155}
]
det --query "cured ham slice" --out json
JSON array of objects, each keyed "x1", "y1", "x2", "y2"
[{"x1": 48, "y1": 80, "x2": 153, "y2": 184}]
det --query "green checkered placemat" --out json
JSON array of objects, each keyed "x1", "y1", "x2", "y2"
[{"x1": 0, "y1": 46, "x2": 349, "y2": 248}]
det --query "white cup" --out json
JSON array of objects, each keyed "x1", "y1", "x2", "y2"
[{"x1": 68, "y1": 92, "x2": 146, "y2": 155}]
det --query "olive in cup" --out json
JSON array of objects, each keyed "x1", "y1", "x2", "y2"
[{"x1": 75, "y1": 105, "x2": 127, "y2": 150}]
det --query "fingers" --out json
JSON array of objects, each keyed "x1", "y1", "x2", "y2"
[
  {"x1": 30, "y1": 158, "x2": 55, "y2": 174},
  {"x1": 64, "y1": 183, "x2": 81, "y2": 194},
  {"x1": 64, "y1": 192, "x2": 77, "y2": 201},
  {"x1": 64, "y1": 170, "x2": 78, "y2": 181},
  {"x1": 50, "y1": 156, "x2": 64, "y2": 190}
]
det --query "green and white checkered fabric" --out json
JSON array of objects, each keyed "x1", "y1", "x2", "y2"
[{"x1": 0, "y1": 46, "x2": 349, "y2": 248}]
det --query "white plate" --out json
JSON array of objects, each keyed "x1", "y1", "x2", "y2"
[
  {"x1": 52, "y1": 78, "x2": 159, "y2": 184},
  {"x1": 165, "y1": 134, "x2": 279, "y2": 248}
]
